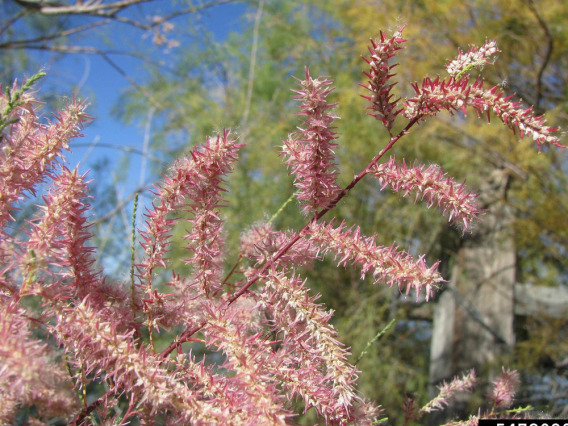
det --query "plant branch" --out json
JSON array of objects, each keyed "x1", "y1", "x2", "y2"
[
  {"x1": 227, "y1": 117, "x2": 421, "y2": 304},
  {"x1": 527, "y1": 0, "x2": 553, "y2": 113}
]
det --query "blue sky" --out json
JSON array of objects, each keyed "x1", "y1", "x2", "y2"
[{"x1": 22, "y1": 1, "x2": 248, "y2": 198}]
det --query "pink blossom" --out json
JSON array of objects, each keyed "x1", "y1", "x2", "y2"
[
  {"x1": 202, "y1": 298, "x2": 293, "y2": 424},
  {"x1": 372, "y1": 157, "x2": 481, "y2": 231},
  {"x1": 281, "y1": 67, "x2": 341, "y2": 214},
  {"x1": 138, "y1": 130, "x2": 242, "y2": 298},
  {"x1": 0, "y1": 300, "x2": 79, "y2": 423},
  {"x1": 488, "y1": 368, "x2": 521, "y2": 409},
  {"x1": 240, "y1": 221, "x2": 319, "y2": 269},
  {"x1": 0, "y1": 85, "x2": 91, "y2": 228},
  {"x1": 309, "y1": 221, "x2": 443, "y2": 301},
  {"x1": 20, "y1": 166, "x2": 100, "y2": 300},
  {"x1": 360, "y1": 26, "x2": 406, "y2": 133},
  {"x1": 259, "y1": 270, "x2": 380, "y2": 424},
  {"x1": 404, "y1": 76, "x2": 563, "y2": 148},
  {"x1": 421, "y1": 370, "x2": 477, "y2": 413},
  {"x1": 50, "y1": 298, "x2": 239, "y2": 423},
  {"x1": 446, "y1": 40, "x2": 500, "y2": 77}
]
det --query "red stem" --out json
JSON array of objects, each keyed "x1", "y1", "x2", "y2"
[{"x1": 159, "y1": 321, "x2": 206, "y2": 360}]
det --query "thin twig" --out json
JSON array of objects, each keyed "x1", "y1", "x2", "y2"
[
  {"x1": 241, "y1": 0, "x2": 264, "y2": 127},
  {"x1": 354, "y1": 318, "x2": 396, "y2": 365},
  {"x1": 527, "y1": 0, "x2": 553, "y2": 113}
]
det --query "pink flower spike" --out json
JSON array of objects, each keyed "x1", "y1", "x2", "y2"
[
  {"x1": 259, "y1": 269, "x2": 381, "y2": 423},
  {"x1": 403, "y1": 73, "x2": 563, "y2": 148},
  {"x1": 281, "y1": 67, "x2": 341, "y2": 215},
  {"x1": 240, "y1": 222, "x2": 319, "y2": 269},
  {"x1": 468, "y1": 85, "x2": 564, "y2": 149},
  {"x1": 309, "y1": 221, "x2": 444, "y2": 301},
  {"x1": 373, "y1": 157, "x2": 482, "y2": 232},
  {"x1": 447, "y1": 40, "x2": 500, "y2": 77},
  {"x1": 422, "y1": 370, "x2": 477, "y2": 413},
  {"x1": 137, "y1": 129, "x2": 241, "y2": 298},
  {"x1": 360, "y1": 26, "x2": 406, "y2": 133},
  {"x1": 488, "y1": 368, "x2": 521, "y2": 409}
]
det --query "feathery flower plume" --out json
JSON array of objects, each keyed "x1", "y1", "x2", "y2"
[
  {"x1": 488, "y1": 368, "x2": 520, "y2": 409},
  {"x1": 203, "y1": 298, "x2": 292, "y2": 424},
  {"x1": 51, "y1": 299, "x2": 236, "y2": 424},
  {"x1": 0, "y1": 299, "x2": 78, "y2": 423},
  {"x1": 360, "y1": 26, "x2": 406, "y2": 133},
  {"x1": 404, "y1": 66, "x2": 562, "y2": 148},
  {"x1": 281, "y1": 68, "x2": 341, "y2": 214},
  {"x1": 0, "y1": 86, "x2": 91, "y2": 229},
  {"x1": 138, "y1": 130, "x2": 242, "y2": 298},
  {"x1": 372, "y1": 157, "x2": 481, "y2": 231},
  {"x1": 468, "y1": 84, "x2": 562, "y2": 148},
  {"x1": 25, "y1": 166, "x2": 99, "y2": 297},
  {"x1": 260, "y1": 270, "x2": 380, "y2": 423},
  {"x1": 446, "y1": 40, "x2": 500, "y2": 78},
  {"x1": 421, "y1": 370, "x2": 477, "y2": 413},
  {"x1": 180, "y1": 130, "x2": 241, "y2": 295},
  {"x1": 309, "y1": 221, "x2": 443, "y2": 301}
]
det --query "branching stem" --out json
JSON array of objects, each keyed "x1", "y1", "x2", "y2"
[{"x1": 227, "y1": 117, "x2": 420, "y2": 304}]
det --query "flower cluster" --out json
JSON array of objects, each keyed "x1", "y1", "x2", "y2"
[
  {"x1": 240, "y1": 221, "x2": 318, "y2": 269},
  {"x1": 308, "y1": 221, "x2": 443, "y2": 301},
  {"x1": 360, "y1": 26, "x2": 406, "y2": 133},
  {"x1": 281, "y1": 67, "x2": 341, "y2": 214},
  {"x1": 403, "y1": 46, "x2": 562, "y2": 148},
  {"x1": 446, "y1": 40, "x2": 499, "y2": 78},
  {"x1": 0, "y1": 27, "x2": 563, "y2": 425},
  {"x1": 429, "y1": 368, "x2": 524, "y2": 426},
  {"x1": 258, "y1": 270, "x2": 380, "y2": 423},
  {"x1": 373, "y1": 157, "x2": 481, "y2": 231},
  {"x1": 421, "y1": 370, "x2": 477, "y2": 413},
  {"x1": 137, "y1": 130, "x2": 242, "y2": 304},
  {"x1": 0, "y1": 82, "x2": 91, "y2": 229},
  {"x1": 0, "y1": 300, "x2": 78, "y2": 421},
  {"x1": 488, "y1": 368, "x2": 521, "y2": 409}
]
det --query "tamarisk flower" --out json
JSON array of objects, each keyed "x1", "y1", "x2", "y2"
[
  {"x1": 361, "y1": 26, "x2": 406, "y2": 133},
  {"x1": 0, "y1": 299, "x2": 78, "y2": 423},
  {"x1": 282, "y1": 68, "x2": 340, "y2": 214},
  {"x1": 23, "y1": 166, "x2": 98, "y2": 296},
  {"x1": 50, "y1": 299, "x2": 236, "y2": 423},
  {"x1": 138, "y1": 130, "x2": 242, "y2": 298},
  {"x1": 309, "y1": 221, "x2": 443, "y2": 301},
  {"x1": 372, "y1": 157, "x2": 481, "y2": 231},
  {"x1": 488, "y1": 368, "x2": 520, "y2": 409},
  {"x1": 0, "y1": 85, "x2": 91, "y2": 229},
  {"x1": 404, "y1": 46, "x2": 562, "y2": 148},
  {"x1": 421, "y1": 370, "x2": 477, "y2": 413},
  {"x1": 203, "y1": 298, "x2": 292, "y2": 424},
  {"x1": 259, "y1": 270, "x2": 378, "y2": 424},
  {"x1": 446, "y1": 40, "x2": 499, "y2": 77}
]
